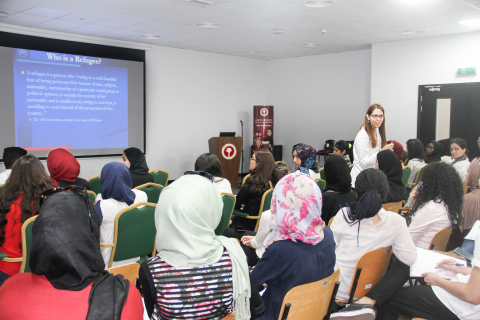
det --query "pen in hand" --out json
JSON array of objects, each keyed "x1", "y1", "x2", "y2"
[{"x1": 443, "y1": 263, "x2": 465, "y2": 266}]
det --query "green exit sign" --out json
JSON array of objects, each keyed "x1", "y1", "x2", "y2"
[{"x1": 457, "y1": 67, "x2": 477, "y2": 74}]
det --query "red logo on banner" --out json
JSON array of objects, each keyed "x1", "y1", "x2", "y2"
[
  {"x1": 222, "y1": 144, "x2": 237, "y2": 160},
  {"x1": 260, "y1": 108, "x2": 268, "y2": 117}
]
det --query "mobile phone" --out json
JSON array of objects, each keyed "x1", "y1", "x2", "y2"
[
  {"x1": 233, "y1": 225, "x2": 245, "y2": 232},
  {"x1": 454, "y1": 247, "x2": 474, "y2": 261}
]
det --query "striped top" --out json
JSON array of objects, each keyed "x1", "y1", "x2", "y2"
[{"x1": 146, "y1": 251, "x2": 234, "y2": 320}]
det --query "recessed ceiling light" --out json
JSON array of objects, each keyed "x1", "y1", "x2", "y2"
[
  {"x1": 245, "y1": 51, "x2": 260, "y2": 55},
  {"x1": 272, "y1": 29, "x2": 285, "y2": 34},
  {"x1": 302, "y1": 43, "x2": 321, "y2": 47},
  {"x1": 320, "y1": 29, "x2": 327, "y2": 34},
  {"x1": 304, "y1": 0, "x2": 335, "y2": 8},
  {"x1": 79, "y1": 17, "x2": 85, "y2": 20},
  {"x1": 459, "y1": 18, "x2": 480, "y2": 27},
  {"x1": 187, "y1": 0, "x2": 214, "y2": 4},
  {"x1": 0, "y1": 11, "x2": 9, "y2": 17},
  {"x1": 197, "y1": 22, "x2": 220, "y2": 29},
  {"x1": 401, "y1": 30, "x2": 415, "y2": 35},
  {"x1": 139, "y1": 34, "x2": 161, "y2": 39}
]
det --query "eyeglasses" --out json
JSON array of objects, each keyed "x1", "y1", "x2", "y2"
[
  {"x1": 370, "y1": 114, "x2": 384, "y2": 120},
  {"x1": 426, "y1": 146, "x2": 434, "y2": 150},
  {"x1": 184, "y1": 170, "x2": 214, "y2": 182},
  {"x1": 250, "y1": 157, "x2": 258, "y2": 162}
]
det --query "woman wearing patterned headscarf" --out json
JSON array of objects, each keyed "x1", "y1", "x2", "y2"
[
  {"x1": 0, "y1": 191, "x2": 143, "y2": 319},
  {"x1": 251, "y1": 172, "x2": 335, "y2": 320},
  {"x1": 292, "y1": 143, "x2": 320, "y2": 180}
]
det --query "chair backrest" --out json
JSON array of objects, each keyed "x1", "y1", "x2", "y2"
[
  {"x1": 346, "y1": 246, "x2": 393, "y2": 303},
  {"x1": 275, "y1": 161, "x2": 288, "y2": 168},
  {"x1": 87, "y1": 174, "x2": 102, "y2": 195},
  {"x1": 402, "y1": 166, "x2": 411, "y2": 189},
  {"x1": 215, "y1": 193, "x2": 236, "y2": 236},
  {"x1": 429, "y1": 227, "x2": 453, "y2": 251},
  {"x1": 319, "y1": 167, "x2": 327, "y2": 183},
  {"x1": 20, "y1": 215, "x2": 38, "y2": 273},
  {"x1": 108, "y1": 202, "x2": 157, "y2": 268},
  {"x1": 253, "y1": 189, "x2": 274, "y2": 232},
  {"x1": 149, "y1": 169, "x2": 169, "y2": 187},
  {"x1": 413, "y1": 164, "x2": 428, "y2": 189},
  {"x1": 463, "y1": 182, "x2": 469, "y2": 194},
  {"x1": 0, "y1": 184, "x2": 4, "y2": 192},
  {"x1": 349, "y1": 164, "x2": 353, "y2": 172},
  {"x1": 278, "y1": 269, "x2": 340, "y2": 320},
  {"x1": 86, "y1": 190, "x2": 97, "y2": 205},
  {"x1": 134, "y1": 182, "x2": 164, "y2": 204},
  {"x1": 382, "y1": 201, "x2": 403, "y2": 213},
  {"x1": 315, "y1": 179, "x2": 326, "y2": 192},
  {"x1": 328, "y1": 216, "x2": 335, "y2": 227},
  {"x1": 242, "y1": 173, "x2": 251, "y2": 187},
  {"x1": 107, "y1": 263, "x2": 141, "y2": 284}
]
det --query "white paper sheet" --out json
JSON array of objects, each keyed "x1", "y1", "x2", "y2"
[
  {"x1": 465, "y1": 220, "x2": 480, "y2": 240},
  {"x1": 410, "y1": 247, "x2": 465, "y2": 279}
]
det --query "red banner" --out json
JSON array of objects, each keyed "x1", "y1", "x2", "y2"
[{"x1": 253, "y1": 105, "x2": 274, "y2": 151}]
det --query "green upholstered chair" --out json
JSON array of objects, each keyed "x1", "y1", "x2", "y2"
[
  {"x1": 100, "y1": 202, "x2": 156, "y2": 268},
  {"x1": 87, "y1": 174, "x2": 101, "y2": 196},
  {"x1": 402, "y1": 166, "x2": 412, "y2": 190},
  {"x1": 149, "y1": 169, "x2": 169, "y2": 187},
  {"x1": 275, "y1": 161, "x2": 288, "y2": 168},
  {"x1": 407, "y1": 164, "x2": 428, "y2": 190},
  {"x1": 241, "y1": 173, "x2": 251, "y2": 187},
  {"x1": 87, "y1": 190, "x2": 97, "y2": 205},
  {"x1": 215, "y1": 193, "x2": 236, "y2": 236},
  {"x1": 134, "y1": 182, "x2": 164, "y2": 204},
  {"x1": 315, "y1": 179, "x2": 326, "y2": 192},
  {"x1": 232, "y1": 188, "x2": 273, "y2": 232},
  {"x1": 0, "y1": 215, "x2": 37, "y2": 273},
  {"x1": 349, "y1": 164, "x2": 353, "y2": 172}
]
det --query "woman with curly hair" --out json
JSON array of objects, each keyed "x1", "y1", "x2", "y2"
[
  {"x1": 292, "y1": 143, "x2": 320, "y2": 179},
  {"x1": 234, "y1": 149, "x2": 275, "y2": 230},
  {"x1": 343, "y1": 162, "x2": 464, "y2": 320},
  {"x1": 0, "y1": 155, "x2": 54, "y2": 286}
]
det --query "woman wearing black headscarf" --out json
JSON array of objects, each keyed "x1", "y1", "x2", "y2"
[
  {"x1": 425, "y1": 140, "x2": 444, "y2": 164},
  {"x1": 0, "y1": 191, "x2": 143, "y2": 319},
  {"x1": 377, "y1": 150, "x2": 405, "y2": 203},
  {"x1": 321, "y1": 155, "x2": 357, "y2": 223},
  {"x1": 122, "y1": 147, "x2": 154, "y2": 188}
]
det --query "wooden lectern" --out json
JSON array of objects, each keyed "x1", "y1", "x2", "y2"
[{"x1": 209, "y1": 137, "x2": 243, "y2": 188}]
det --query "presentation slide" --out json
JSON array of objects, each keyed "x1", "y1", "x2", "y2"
[{"x1": 0, "y1": 39, "x2": 145, "y2": 160}]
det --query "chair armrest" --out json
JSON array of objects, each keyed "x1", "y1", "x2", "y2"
[
  {"x1": 232, "y1": 210, "x2": 249, "y2": 218},
  {"x1": 0, "y1": 252, "x2": 7, "y2": 260},
  {"x1": 0, "y1": 252, "x2": 23, "y2": 262},
  {"x1": 406, "y1": 183, "x2": 415, "y2": 186},
  {"x1": 100, "y1": 243, "x2": 115, "y2": 248},
  {"x1": 245, "y1": 216, "x2": 261, "y2": 220}
]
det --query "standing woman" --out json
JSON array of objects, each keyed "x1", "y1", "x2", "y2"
[
  {"x1": 235, "y1": 149, "x2": 275, "y2": 231},
  {"x1": 0, "y1": 155, "x2": 54, "y2": 286},
  {"x1": 449, "y1": 138, "x2": 470, "y2": 182},
  {"x1": 292, "y1": 143, "x2": 320, "y2": 180},
  {"x1": 350, "y1": 104, "x2": 394, "y2": 187},
  {"x1": 122, "y1": 147, "x2": 154, "y2": 188}
]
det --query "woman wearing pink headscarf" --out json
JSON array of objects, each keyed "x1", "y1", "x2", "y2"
[{"x1": 250, "y1": 172, "x2": 335, "y2": 320}]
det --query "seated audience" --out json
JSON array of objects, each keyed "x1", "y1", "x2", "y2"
[
  {"x1": 449, "y1": 138, "x2": 470, "y2": 182},
  {"x1": 47, "y1": 148, "x2": 90, "y2": 190},
  {"x1": 0, "y1": 147, "x2": 27, "y2": 185},
  {"x1": 251, "y1": 172, "x2": 335, "y2": 320},
  {"x1": 321, "y1": 155, "x2": 357, "y2": 224},
  {"x1": 0, "y1": 155, "x2": 53, "y2": 286},
  {"x1": 376, "y1": 233, "x2": 480, "y2": 320},
  {"x1": 235, "y1": 149, "x2": 275, "y2": 231},
  {"x1": 195, "y1": 153, "x2": 232, "y2": 194},
  {"x1": 95, "y1": 162, "x2": 147, "y2": 267},
  {"x1": 388, "y1": 140, "x2": 405, "y2": 163},
  {"x1": 122, "y1": 147, "x2": 154, "y2": 188},
  {"x1": 376, "y1": 150, "x2": 405, "y2": 203},
  {"x1": 333, "y1": 140, "x2": 352, "y2": 165},
  {"x1": 405, "y1": 139, "x2": 427, "y2": 195},
  {"x1": 330, "y1": 168, "x2": 416, "y2": 303},
  {"x1": 0, "y1": 191, "x2": 143, "y2": 319},
  {"x1": 139, "y1": 173, "x2": 264, "y2": 320},
  {"x1": 439, "y1": 138, "x2": 453, "y2": 163},
  {"x1": 337, "y1": 162, "x2": 463, "y2": 319},
  {"x1": 292, "y1": 143, "x2": 320, "y2": 179},
  {"x1": 223, "y1": 167, "x2": 291, "y2": 266},
  {"x1": 425, "y1": 140, "x2": 444, "y2": 164}
]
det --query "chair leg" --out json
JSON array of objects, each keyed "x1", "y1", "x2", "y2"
[
  {"x1": 280, "y1": 303, "x2": 291, "y2": 320},
  {"x1": 348, "y1": 267, "x2": 362, "y2": 305},
  {"x1": 325, "y1": 281, "x2": 341, "y2": 320}
]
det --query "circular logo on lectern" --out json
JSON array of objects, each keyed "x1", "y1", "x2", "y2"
[
  {"x1": 260, "y1": 108, "x2": 268, "y2": 117},
  {"x1": 222, "y1": 144, "x2": 237, "y2": 160}
]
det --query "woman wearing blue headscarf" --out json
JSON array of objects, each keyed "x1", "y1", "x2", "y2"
[
  {"x1": 292, "y1": 143, "x2": 320, "y2": 180},
  {"x1": 95, "y1": 162, "x2": 147, "y2": 267}
]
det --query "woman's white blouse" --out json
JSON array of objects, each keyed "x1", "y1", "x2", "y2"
[
  {"x1": 452, "y1": 159, "x2": 470, "y2": 182},
  {"x1": 350, "y1": 127, "x2": 382, "y2": 187}
]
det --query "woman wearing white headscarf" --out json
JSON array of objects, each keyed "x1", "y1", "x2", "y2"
[{"x1": 138, "y1": 172, "x2": 264, "y2": 320}]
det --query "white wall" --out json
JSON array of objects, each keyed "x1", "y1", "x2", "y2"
[
  {"x1": 265, "y1": 50, "x2": 372, "y2": 168},
  {"x1": 371, "y1": 31, "x2": 480, "y2": 146}
]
